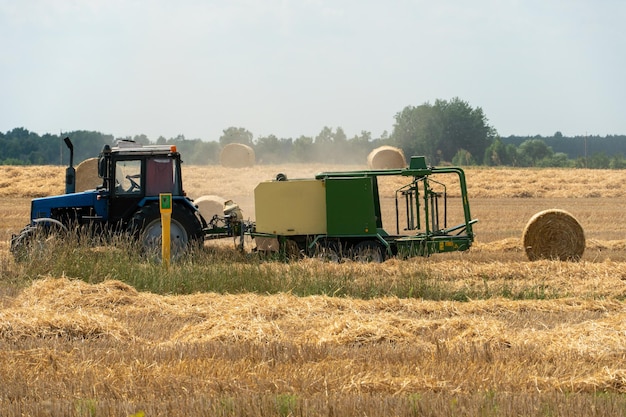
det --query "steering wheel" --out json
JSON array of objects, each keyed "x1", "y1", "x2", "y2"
[{"x1": 126, "y1": 174, "x2": 140, "y2": 192}]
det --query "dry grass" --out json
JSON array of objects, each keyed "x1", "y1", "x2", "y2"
[
  {"x1": 2, "y1": 277, "x2": 626, "y2": 415},
  {"x1": 2, "y1": 164, "x2": 626, "y2": 415}
]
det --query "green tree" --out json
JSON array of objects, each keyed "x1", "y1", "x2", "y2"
[
  {"x1": 436, "y1": 98, "x2": 495, "y2": 162},
  {"x1": 390, "y1": 98, "x2": 495, "y2": 164},
  {"x1": 537, "y1": 152, "x2": 570, "y2": 167},
  {"x1": 483, "y1": 137, "x2": 517, "y2": 166},
  {"x1": 293, "y1": 135, "x2": 313, "y2": 162},
  {"x1": 332, "y1": 127, "x2": 353, "y2": 162},
  {"x1": 609, "y1": 154, "x2": 626, "y2": 169},
  {"x1": 2, "y1": 128, "x2": 55, "y2": 164},
  {"x1": 219, "y1": 127, "x2": 253, "y2": 146},
  {"x1": 133, "y1": 134, "x2": 150, "y2": 145},
  {"x1": 517, "y1": 139, "x2": 554, "y2": 166},
  {"x1": 0, "y1": 129, "x2": 115, "y2": 165},
  {"x1": 256, "y1": 134, "x2": 280, "y2": 163},
  {"x1": 67, "y1": 130, "x2": 114, "y2": 163},
  {"x1": 188, "y1": 140, "x2": 220, "y2": 164},
  {"x1": 586, "y1": 152, "x2": 610, "y2": 169},
  {"x1": 451, "y1": 149, "x2": 476, "y2": 166},
  {"x1": 390, "y1": 103, "x2": 441, "y2": 162},
  {"x1": 349, "y1": 130, "x2": 376, "y2": 163},
  {"x1": 256, "y1": 134, "x2": 293, "y2": 164},
  {"x1": 333, "y1": 127, "x2": 347, "y2": 144},
  {"x1": 313, "y1": 126, "x2": 345, "y2": 162},
  {"x1": 314, "y1": 126, "x2": 333, "y2": 145}
]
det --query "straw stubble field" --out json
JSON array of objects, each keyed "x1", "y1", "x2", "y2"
[{"x1": 1, "y1": 164, "x2": 626, "y2": 416}]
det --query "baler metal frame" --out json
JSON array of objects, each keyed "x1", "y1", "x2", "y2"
[{"x1": 250, "y1": 156, "x2": 477, "y2": 261}]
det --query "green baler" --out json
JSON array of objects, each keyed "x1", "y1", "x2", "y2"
[{"x1": 252, "y1": 156, "x2": 477, "y2": 261}]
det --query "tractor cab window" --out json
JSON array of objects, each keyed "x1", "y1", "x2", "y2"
[{"x1": 115, "y1": 160, "x2": 142, "y2": 195}]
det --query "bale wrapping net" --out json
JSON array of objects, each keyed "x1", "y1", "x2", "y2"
[
  {"x1": 76, "y1": 158, "x2": 102, "y2": 191},
  {"x1": 367, "y1": 146, "x2": 407, "y2": 169},
  {"x1": 194, "y1": 195, "x2": 227, "y2": 220},
  {"x1": 523, "y1": 209, "x2": 585, "y2": 261},
  {"x1": 220, "y1": 143, "x2": 255, "y2": 168}
]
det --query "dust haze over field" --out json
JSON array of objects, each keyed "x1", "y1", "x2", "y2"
[{"x1": 1, "y1": 164, "x2": 626, "y2": 415}]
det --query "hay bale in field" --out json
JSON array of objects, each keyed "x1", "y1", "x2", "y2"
[
  {"x1": 194, "y1": 195, "x2": 227, "y2": 220},
  {"x1": 76, "y1": 158, "x2": 102, "y2": 191},
  {"x1": 220, "y1": 143, "x2": 255, "y2": 168},
  {"x1": 367, "y1": 146, "x2": 407, "y2": 169},
  {"x1": 523, "y1": 209, "x2": 585, "y2": 261}
]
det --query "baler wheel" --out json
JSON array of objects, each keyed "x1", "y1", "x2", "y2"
[
  {"x1": 313, "y1": 240, "x2": 342, "y2": 262},
  {"x1": 352, "y1": 240, "x2": 385, "y2": 263}
]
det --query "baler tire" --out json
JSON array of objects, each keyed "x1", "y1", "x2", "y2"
[
  {"x1": 352, "y1": 240, "x2": 385, "y2": 263},
  {"x1": 128, "y1": 203, "x2": 203, "y2": 259},
  {"x1": 312, "y1": 240, "x2": 342, "y2": 262}
]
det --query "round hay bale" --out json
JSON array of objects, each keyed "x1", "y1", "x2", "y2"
[
  {"x1": 76, "y1": 158, "x2": 102, "y2": 191},
  {"x1": 367, "y1": 146, "x2": 407, "y2": 169},
  {"x1": 220, "y1": 143, "x2": 255, "y2": 168},
  {"x1": 195, "y1": 195, "x2": 227, "y2": 220},
  {"x1": 523, "y1": 209, "x2": 585, "y2": 261}
]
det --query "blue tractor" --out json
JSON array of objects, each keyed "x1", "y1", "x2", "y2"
[{"x1": 10, "y1": 138, "x2": 212, "y2": 258}]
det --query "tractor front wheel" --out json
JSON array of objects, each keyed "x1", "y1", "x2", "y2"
[
  {"x1": 128, "y1": 203, "x2": 203, "y2": 259},
  {"x1": 10, "y1": 219, "x2": 68, "y2": 262}
]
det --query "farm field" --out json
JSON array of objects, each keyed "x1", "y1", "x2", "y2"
[{"x1": 1, "y1": 164, "x2": 626, "y2": 416}]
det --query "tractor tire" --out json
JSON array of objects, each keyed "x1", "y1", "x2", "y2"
[
  {"x1": 10, "y1": 220, "x2": 68, "y2": 262},
  {"x1": 10, "y1": 226, "x2": 39, "y2": 262},
  {"x1": 352, "y1": 240, "x2": 386, "y2": 263},
  {"x1": 128, "y1": 202, "x2": 203, "y2": 259}
]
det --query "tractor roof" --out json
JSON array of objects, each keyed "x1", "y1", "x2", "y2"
[{"x1": 108, "y1": 140, "x2": 179, "y2": 157}]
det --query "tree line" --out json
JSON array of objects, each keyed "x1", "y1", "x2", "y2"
[{"x1": 2, "y1": 98, "x2": 625, "y2": 168}]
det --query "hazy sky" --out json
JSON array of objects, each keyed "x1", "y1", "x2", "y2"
[{"x1": 1, "y1": 0, "x2": 624, "y2": 141}]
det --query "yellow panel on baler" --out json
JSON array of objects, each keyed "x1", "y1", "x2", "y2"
[{"x1": 255, "y1": 180, "x2": 327, "y2": 235}]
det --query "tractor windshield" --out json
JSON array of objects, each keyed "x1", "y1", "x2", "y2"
[{"x1": 115, "y1": 160, "x2": 142, "y2": 195}]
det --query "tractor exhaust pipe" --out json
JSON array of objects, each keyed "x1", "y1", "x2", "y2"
[{"x1": 64, "y1": 137, "x2": 76, "y2": 194}]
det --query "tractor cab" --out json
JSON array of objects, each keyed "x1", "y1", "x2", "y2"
[{"x1": 98, "y1": 141, "x2": 184, "y2": 224}]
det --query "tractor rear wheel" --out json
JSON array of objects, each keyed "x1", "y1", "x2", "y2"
[{"x1": 128, "y1": 203, "x2": 203, "y2": 259}]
